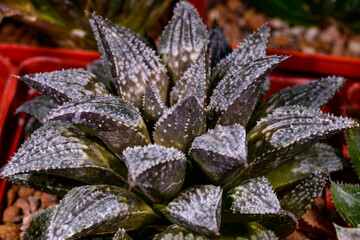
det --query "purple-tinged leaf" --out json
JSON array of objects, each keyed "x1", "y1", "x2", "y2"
[
  {"x1": 143, "y1": 84, "x2": 167, "y2": 125},
  {"x1": 46, "y1": 95, "x2": 150, "y2": 159},
  {"x1": 225, "y1": 177, "x2": 297, "y2": 237},
  {"x1": 47, "y1": 185, "x2": 158, "y2": 239},
  {"x1": 89, "y1": 13, "x2": 169, "y2": 108},
  {"x1": 211, "y1": 24, "x2": 270, "y2": 84},
  {"x1": 154, "y1": 226, "x2": 209, "y2": 240},
  {"x1": 18, "y1": 68, "x2": 110, "y2": 104},
  {"x1": 266, "y1": 143, "x2": 343, "y2": 191},
  {"x1": 189, "y1": 124, "x2": 247, "y2": 185},
  {"x1": 208, "y1": 56, "x2": 288, "y2": 127},
  {"x1": 250, "y1": 76, "x2": 346, "y2": 126},
  {"x1": 123, "y1": 144, "x2": 188, "y2": 203},
  {"x1": 208, "y1": 21, "x2": 232, "y2": 69},
  {"x1": 280, "y1": 168, "x2": 328, "y2": 219},
  {"x1": 331, "y1": 181, "x2": 360, "y2": 227},
  {"x1": 153, "y1": 96, "x2": 205, "y2": 152},
  {"x1": 164, "y1": 185, "x2": 222, "y2": 236},
  {"x1": 0, "y1": 121, "x2": 127, "y2": 186},
  {"x1": 157, "y1": 1, "x2": 209, "y2": 85},
  {"x1": 87, "y1": 59, "x2": 114, "y2": 93},
  {"x1": 16, "y1": 96, "x2": 58, "y2": 123},
  {"x1": 170, "y1": 50, "x2": 210, "y2": 108}
]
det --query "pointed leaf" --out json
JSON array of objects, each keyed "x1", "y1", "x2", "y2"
[
  {"x1": 123, "y1": 144, "x2": 188, "y2": 203},
  {"x1": 46, "y1": 95, "x2": 150, "y2": 159},
  {"x1": 164, "y1": 185, "x2": 222, "y2": 236},
  {"x1": 266, "y1": 143, "x2": 344, "y2": 191},
  {"x1": 87, "y1": 59, "x2": 114, "y2": 93},
  {"x1": 157, "y1": 1, "x2": 209, "y2": 84},
  {"x1": 331, "y1": 181, "x2": 360, "y2": 227},
  {"x1": 16, "y1": 96, "x2": 58, "y2": 123},
  {"x1": 1, "y1": 121, "x2": 127, "y2": 186},
  {"x1": 23, "y1": 208, "x2": 54, "y2": 240},
  {"x1": 250, "y1": 76, "x2": 346, "y2": 125},
  {"x1": 208, "y1": 56, "x2": 288, "y2": 127},
  {"x1": 211, "y1": 24, "x2": 270, "y2": 83},
  {"x1": 225, "y1": 177, "x2": 297, "y2": 237},
  {"x1": 153, "y1": 96, "x2": 205, "y2": 152},
  {"x1": 189, "y1": 124, "x2": 247, "y2": 185},
  {"x1": 345, "y1": 126, "x2": 360, "y2": 178},
  {"x1": 8, "y1": 173, "x2": 83, "y2": 197},
  {"x1": 334, "y1": 223, "x2": 360, "y2": 240},
  {"x1": 143, "y1": 84, "x2": 167, "y2": 125},
  {"x1": 89, "y1": 13, "x2": 169, "y2": 108},
  {"x1": 208, "y1": 21, "x2": 232, "y2": 69},
  {"x1": 154, "y1": 226, "x2": 209, "y2": 240},
  {"x1": 18, "y1": 69, "x2": 110, "y2": 104},
  {"x1": 47, "y1": 185, "x2": 158, "y2": 239},
  {"x1": 170, "y1": 50, "x2": 209, "y2": 108},
  {"x1": 280, "y1": 168, "x2": 328, "y2": 219},
  {"x1": 240, "y1": 106, "x2": 358, "y2": 183}
]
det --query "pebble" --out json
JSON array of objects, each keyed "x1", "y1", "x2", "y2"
[
  {"x1": 18, "y1": 186, "x2": 35, "y2": 198},
  {"x1": 2, "y1": 206, "x2": 21, "y2": 223},
  {"x1": 0, "y1": 223, "x2": 20, "y2": 240}
]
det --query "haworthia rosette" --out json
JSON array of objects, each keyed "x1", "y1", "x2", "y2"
[
  {"x1": 211, "y1": 23, "x2": 270, "y2": 83},
  {"x1": 46, "y1": 95, "x2": 150, "y2": 159},
  {"x1": 47, "y1": 185, "x2": 158, "y2": 239},
  {"x1": 266, "y1": 143, "x2": 344, "y2": 191},
  {"x1": 16, "y1": 96, "x2": 58, "y2": 123},
  {"x1": 18, "y1": 68, "x2": 110, "y2": 104},
  {"x1": 331, "y1": 181, "x2": 360, "y2": 227},
  {"x1": 123, "y1": 144, "x2": 188, "y2": 203},
  {"x1": 153, "y1": 96, "x2": 205, "y2": 152},
  {"x1": 0, "y1": 121, "x2": 127, "y2": 186},
  {"x1": 157, "y1": 0, "x2": 209, "y2": 85},
  {"x1": 189, "y1": 124, "x2": 247, "y2": 185},
  {"x1": 164, "y1": 185, "x2": 222, "y2": 236},
  {"x1": 280, "y1": 168, "x2": 329, "y2": 219},
  {"x1": 89, "y1": 13, "x2": 169, "y2": 108},
  {"x1": 208, "y1": 56, "x2": 288, "y2": 127}
]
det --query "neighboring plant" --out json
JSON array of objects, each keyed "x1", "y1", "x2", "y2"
[
  {"x1": 1, "y1": 1, "x2": 358, "y2": 239},
  {"x1": 0, "y1": 0, "x2": 172, "y2": 48}
]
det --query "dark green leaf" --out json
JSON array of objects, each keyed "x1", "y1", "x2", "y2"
[
  {"x1": 123, "y1": 144, "x2": 188, "y2": 203},
  {"x1": 250, "y1": 76, "x2": 345, "y2": 125},
  {"x1": 16, "y1": 96, "x2": 58, "y2": 123},
  {"x1": 334, "y1": 223, "x2": 360, "y2": 240},
  {"x1": 237, "y1": 106, "x2": 358, "y2": 184},
  {"x1": 47, "y1": 185, "x2": 158, "y2": 239},
  {"x1": 46, "y1": 95, "x2": 150, "y2": 159},
  {"x1": 266, "y1": 143, "x2": 344, "y2": 191},
  {"x1": 164, "y1": 185, "x2": 222, "y2": 236},
  {"x1": 157, "y1": 1, "x2": 209, "y2": 84},
  {"x1": 345, "y1": 126, "x2": 360, "y2": 179},
  {"x1": 208, "y1": 21, "x2": 232, "y2": 69},
  {"x1": 18, "y1": 69, "x2": 110, "y2": 104},
  {"x1": 8, "y1": 173, "x2": 83, "y2": 197},
  {"x1": 331, "y1": 181, "x2": 360, "y2": 227},
  {"x1": 170, "y1": 50, "x2": 210, "y2": 108},
  {"x1": 154, "y1": 226, "x2": 209, "y2": 240},
  {"x1": 208, "y1": 56, "x2": 288, "y2": 127},
  {"x1": 153, "y1": 96, "x2": 205, "y2": 152},
  {"x1": 23, "y1": 208, "x2": 54, "y2": 240},
  {"x1": 210, "y1": 24, "x2": 270, "y2": 83},
  {"x1": 189, "y1": 124, "x2": 247, "y2": 185},
  {"x1": 225, "y1": 177, "x2": 297, "y2": 238},
  {"x1": 280, "y1": 168, "x2": 328, "y2": 219},
  {"x1": 89, "y1": 13, "x2": 169, "y2": 108},
  {"x1": 1, "y1": 121, "x2": 127, "y2": 186},
  {"x1": 143, "y1": 84, "x2": 167, "y2": 125}
]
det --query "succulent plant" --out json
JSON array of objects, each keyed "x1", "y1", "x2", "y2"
[{"x1": 1, "y1": 1, "x2": 359, "y2": 239}]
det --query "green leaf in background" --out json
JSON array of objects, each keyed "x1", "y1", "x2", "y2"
[
  {"x1": 331, "y1": 181, "x2": 360, "y2": 227},
  {"x1": 345, "y1": 125, "x2": 360, "y2": 179}
]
